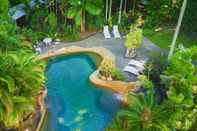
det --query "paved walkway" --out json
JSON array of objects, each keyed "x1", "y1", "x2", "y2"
[{"x1": 42, "y1": 33, "x2": 163, "y2": 81}]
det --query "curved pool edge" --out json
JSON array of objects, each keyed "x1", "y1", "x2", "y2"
[
  {"x1": 35, "y1": 107, "x2": 47, "y2": 131},
  {"x1": 35, "y1": 46, "x2": 136, "y2": 131},
  {"x1": 36, "y1": 46, "x2": 135, "y2": 95}
]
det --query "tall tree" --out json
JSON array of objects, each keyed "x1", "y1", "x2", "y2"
[
  {"x1": 108, "y1": 0, "x2": 112, "y2": 21},
  {"x1": 105, "y1": 0, "x2": 109, "y2": 21},
  {"x1": 118, "y1": 0, "x2": 123, "y2": 24},
  {"x1": 67, "y1": 0, "x2": 102, "y2": 32},
  {"x1": 168, "y1": 0, "x2": 187, "y2": 59}
]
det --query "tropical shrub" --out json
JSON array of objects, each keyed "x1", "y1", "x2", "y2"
[
  {"x1": 0, "y1": 20, "x2": 21, "y2": 51},
  {"x1": 87, "y1": 15, "x2": 104, "y2": 30},
  {"x1": 143, "y1": 47, "x2": 197, "y2": 130},
  {"x1": 99, "y1": 58, "x2": 115, "y2": 78},
  {"x1": 0, "y1": 2, "x2": 46, "y2": 129},
  {"x1": 146, "y1": 0, "x2": 182, "y2": 27},
  {"x1": 107, "y1": 88, "x2": 170, "y2": 131},
  {"x1": 21, "y1": 28, "x2": 48, "y2": 44},
  {"x1": 107, "y1": 47, "x2": 197, "y2": 131},
  {"x1": 138, "y1": 75, "x2": 154, "y2": 90},
  {"x1": 161, "y1": 47, "x2": 197, "y2": 105},
  {"x1": 159, "y1": 47, "x2": 197, "y2": 130},
  {"x1": 110, "y1": 68, "x2": 125, "y2": 81},
  {"x1": 143, "y1": 52, "x2": 168, "y2": 87},
  {"x1": 0, "y1": 19, "x2": 34, "y2": 51},
  {"x1": 60, "y1": 26, "x2": 80, "y2": 41},
  {"x1": 125, "y1": 24, "x2": 142, "y2": 57},
  {"x1": 0, "y1": 52, "x2": 45, "y2": 129},
  {"x1": 99, "y1": 59, "x2": 125, "y2": 81}
]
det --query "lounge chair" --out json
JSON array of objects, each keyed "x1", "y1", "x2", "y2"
[
  {"x1": 112, "y1": 25, "x2": 121, "y2": 38},
  {"x1": 123, "y1": 65, "x2": 139, "y2": 76},
  {"x1": 128, "y1": 59, "x2": 145, "y2": 70},
  {"x1": 103, "y1": 25, "x2": 111, "y2": 39}
]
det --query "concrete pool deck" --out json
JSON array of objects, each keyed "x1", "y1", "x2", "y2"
[{"x1": 41, "y1": 33, "x2": 164, "y2": 82}]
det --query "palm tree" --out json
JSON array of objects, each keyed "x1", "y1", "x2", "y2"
[
  {"x1": 67, "y1": 0, "x2": 102, "y2": 32},
  {"x1": 108, "y1": 91, "x2": 170, "y2": 131},
  {"x1": 0, "y1": 52, "x2": 45, "y2": 129}
]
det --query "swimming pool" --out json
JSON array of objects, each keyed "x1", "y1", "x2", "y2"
[{"x1": 42, "y1": 54, "x2": 120, "y2": 131}]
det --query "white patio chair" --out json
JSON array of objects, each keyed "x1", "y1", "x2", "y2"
[
  {"x1": 123, "y1": 65, "x2": 139, "y2": 76},
  {"x1": 43, "y1": 38, "x2": 52, "y2": 46},
  {"x1": 35, "y1": 47, "x2": 42, "y2": 53},
  {"x1": 103, "y1": 25, "x2": 111, "y2": 39},
  {"x1": 112, "y1": 25, "x2": 121, "y2": 38}
]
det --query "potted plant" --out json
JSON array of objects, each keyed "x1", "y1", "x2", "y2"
[
  {"x1": 99, "y1": 58, "x2": 115, "y2": 81},
  {"x1": 124, "y1": 25, "x2": 142, "y2": 58}
]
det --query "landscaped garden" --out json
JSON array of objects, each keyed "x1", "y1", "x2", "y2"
[{"x1": 0, "y1": 0, "x2": 197, "y2": 131}]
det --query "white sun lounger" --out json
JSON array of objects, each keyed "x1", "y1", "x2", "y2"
[
  {"x1": 128, "y1": 59, "x2": 145, "y2": 69},
  {"x1": 112, "y1": 25, "x2": 121, "y2": 38},
  {"x1": 103, "y1": 25, "x2": 111, "y2": 39},
  {"x1": 123, "y1": 65, "x2": 139, "y2": 76}
]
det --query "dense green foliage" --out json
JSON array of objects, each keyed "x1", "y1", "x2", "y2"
[
  {"x1": 110, "y1": 67, "x2": 125, "y2": 81},
  {"x1": 0, "y1": 52, "x2": 45, "y2": 128},
  {"x1": 182, "y1": 0, "x2": 197, "y2": 35},
  {"x1": 0, "y1": 21, "x2": 20, "y2": 51},
  {"x1": 146, "y1": 0, "x2": 183, "y2": 27},
  {"x1": 0, "y1": 1, "x2": 46, "y2": 129},
  {"x1": 67, "y1": 0, "x2": 102, "y2": 32},
  {"x1": 0, "y1": 0, "x2": 9, "y2": 19},
  {"x1": 107, "y1": 76, "x2": 170, "y2": 131},
  {"x1": 162, "y1": 47, "x2": 197, "y2": 105},
  {"x1": 161, "y1": 47, "x2": 197, "y2": 130},
  {"x1": 23, "y1": 0, "x2": 103, "y2": 41},
  {"x1": 0, "y1": 0, "x2": 197, "y2": 130},
  {"x1": 107, "y1": 47, "x2": 197, "y2": 131},
  {"x1": 145, "y1": 0, "x2": 197, "y2": 36}
]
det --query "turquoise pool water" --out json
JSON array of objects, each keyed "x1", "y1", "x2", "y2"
[{"x1": 43, "y1": 54, "x2": 120, "y2": 131}]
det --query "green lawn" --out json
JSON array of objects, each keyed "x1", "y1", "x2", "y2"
[{"x1": 143, "y1": 28, "x2": 197, "y2": 49}]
